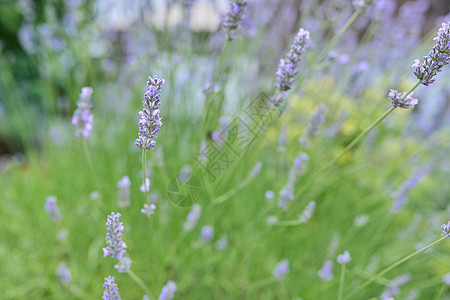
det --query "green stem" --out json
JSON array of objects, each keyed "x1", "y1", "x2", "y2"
[
  {"x1": 344, "y1": 236, "x2": 447, "y2": 299},
  {"x1": 214, "y1": 41, "x2": 230, "y2": 84},
  {"x1": 127, "y1": 269, "x2": 154, "y2": 299},
  {"x1": 338, "y1": 264, "x2": 346, "y2": 300},
  {"x1": 433, "y1": 283, "x2": 447, "y2": 300},
  {"x1": 213, "y1": 174, "x2": 256, "y2": 204},
  {"x1": 315, "y1": 11, "x2": 360, "y2": 64},
  {"x1": 82, "y1": 139, "x2": 96, "y2": 178},
  {"x1": 142, "y1": 149, "x2": 147, "y2": 200}
]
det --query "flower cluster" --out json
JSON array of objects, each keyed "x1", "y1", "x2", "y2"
[
  {"x1": 413, "y1": 22, "x2": 450, "y2": 86},
  {"x1": 200, "y1": 225, "x2": 214, "y2": 242},
  {"x1": 141, "y1": 203, "x2": 156, "y2": 216},
  {"x1": 272, "y1": 28, "x2": 310, "y2": 106},
  {"x1": 337, "y1": 251, "x2": 351, "y2": 264},
  {"x1": 159, "y1": 280, "x2": 177, "y2": 300},
  {"x1": 103, "y1": 213, "x2": 127, "y2": 260},
  {"x1": 299, "y1": 105, "x2": 326, "y2": 148},
  {"x1": 103, "y1": 276, "x2": 120, "y2": 300},
  {"x1": 222, "y1": 0, "x2": 248, "y2": 41},
  {"x1": 183, "y1": 204, "x2": 202, "y2": 231},
  {"x1": 278, "y1": 153, "x2": 309, "y2": 210},
  {"x1": 114, "y1": 257, "x2": 132, "y2": 273},
  {"x1": 72, "y1": 87, "x2": 93, "y2": 138},
  {"x1": 45, "y1": 196, "x2": 62, "y2": 221},
  {"x1": 299, "y1": 201, "x2": 316, "y2": 223},
  {"x1": 388, "y1": 89, "x2": 419, "y2": 109},
  {"x1": 442, "y1": 221, "x2": 450, "y2": 238},
  {"x1": 55, "y1": 262, "x2": 71, "y2": 286},
  {"x1": 273, "y1": 259, "x2": 290, "y2": 281},
  {"x1": 318, "y1": 260, "x2": 334, "y2": 281},
  {"x1": 135, "y1": 76, "x2": 165, "y2": 150}
]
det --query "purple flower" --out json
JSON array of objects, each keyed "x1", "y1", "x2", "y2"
[
  {"x1": 222, "y1": 0, "x2": 248, "y2": 41},
  {"x1": 200, "y1": 225, "x2": 214, "y2": 242},
  {"x1": 215, "y1": 235, "x2": 228, "y2": 250},
  {"x1": 140, "y1": 177, "x2": 150, "y2": 193},
  {"x1": 388, "y1": 89, "x2": 419, "y2": 109},
  {"x1": 381, "y1": 273, "x2": 411, "y2": 299},
  {"x1": 72, "y1": 87, "x2": 93, "y2": 138},
  {"x1": 135, "y1": 76, "x2": 165, "y2": 150},
  {"x1": 183, "y1": 204, "x2": 202, "y2": 231},
  {"x1": 249, "y1": 161, "x2": 262, "y2": 177},
  {"x1": 442, "y1": 222, "x2": 450, "y2": 238},
  {"x1": 103, "y1": 213, "x2": 127, "y2": 260},
  {"x1": 299, "y1": 201, "x2": 316, "y2": 223},
  {"x1": 159, "y1": 280, "x2": 177, "y2": 300},
  {"x1": 103, "y1": 276, "x2": 120, "y2": 300},
  {"x1": 265, "y1": 190, "x2": 274, "y2": 201},
  {"x1": 299, "y1": 105, "x2": 325, "y2": 148},
  {"x1": 337, "y1": 251, "x2": 351, "y2": 264},
  {"x1": 413, "y1": 22, "x2": 450, "y2": 86},
  {"x1": 141, "y1": 203, "x2": 156, "y2": 216},
  {"x1": 272, "y1": 28, "x2": 310, "y2": 106},
  {"x1": 114, "y1": 257, "x2": 132, "y2": 273},
  {"x1": 318, "y1": 260, "x2": 334, "y2": 281},
  {"x1": 443, "y1": 273, "x2": 450, "y2": 285},
  {"x1": 272, "y1": 259, "x2": 289, "y2": 281},
  {"x1": 45, "y1": 196, "x2": 62, "y2": 221},
  {"x1": 55, "y1": 262, "x2": 71, "y2": 285}
]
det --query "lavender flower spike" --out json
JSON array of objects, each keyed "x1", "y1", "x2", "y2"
[
  {"x1": 413, "y1": 22, "x2": 450, "y2": 86},
  {"x1": 442, "y1": 221, "x2": 450, "y2": 238},
  {"x1": 103, "y1": 276, "x2": 120, "y2": 300},
  {"x1": 299, "y1": 105, "x2": 325, "y2": 147},
  {"x1": 72, "y1": 87, "x2": 93, "y2": 138},
  {"x1": 223, "y1": 0, "x2": 248, "y2": 41},
  {"x1": 273, "y1": 259, "x2": 290, "y2": 281},
  {"x1": 388, "y1": 89, "x2": 419, "y2": 109},
  {"x1": 272, "y1": 28, "x2": 310, "y2": 106},
  {"x1": 45, "y1": 196, "x2": 62, "y2": 221},
  {"x1": 337, "y1": 251, "x2": 351, "y2": 264},
  {"x1": 135, "y1": 76, "x2": 165, "y2": 150},
  {"x1": 103, "y1": 212, "x2": 127, "y2": 260},
  {"x1": 159, "y1": 280, "x2": 177, "y2": 300},
  {"x1": 318, "y1": 260, "x2": 334, "y2": 281}
]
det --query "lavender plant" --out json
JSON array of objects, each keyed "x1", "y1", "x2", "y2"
[{"x1": 72, "y1": 87, "x2": 93, "y2": 139}]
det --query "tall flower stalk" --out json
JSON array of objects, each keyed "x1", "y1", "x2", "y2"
[{"x1": 136, "y1": 76, "x2": 165, "y2": 200}]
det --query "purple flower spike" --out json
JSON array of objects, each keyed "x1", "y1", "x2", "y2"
[
  {"x1": 413, "y1": 22, "x2": 450, "y2": 86},
  {"x1": 72, "y1": 87, "x2": 93, "y2": 138},
  {"x1": 103, "y1": 213, "x2": 127, "y2": 260},
  {"x1": 388, "y1": 89, "x2": 419, "y2": 109},
  {"x1": 45, "y1": 196, "x2": 62, "y2": 221},
  {"x1": 141, "y1": 203, "x2": 156, "y2": 216},
  {"x1": 55, "y1": 262, "x2": 71, "y2": 285},
  {"x1": 273, "y1": 259, "x2": 290, "y2": 281},
  {"x1": 114, "y1": 257, "x2": 132, "y2": 273},
  {"x1": 200, "y1": 225, "x2": 214, "y2": 242},
  {"x1": 272, "y1": 28, "x2": 310, "y2": 106},
  {"x1": 135, "y1": 76, "x2": 165, "y2": 150},
  {"x1": 318, "y1": 260, "x2": 334, "y2": 281},
  {"x1": 442, "y1": 222, "x2": 450, "y2": 238},
  {"x1": 337, "y1": 251, "x2": 351, "y2": 264},
  {"x1": 222, "y1": 0, "x2": 248, "y2": 41},
  {"x1": 103, "y1": 276, "x2": 120, "y2": 300},
  {"x1": 159, "y1": 280, "x2": 177, "y2": 300}
]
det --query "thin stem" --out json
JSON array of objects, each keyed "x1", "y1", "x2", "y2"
[
  {"x1": 214, "y1": 41, "x2": 230, "y2": 84},
  {"x1": 127, "y1": 269, "x2": 154, "y2": 299},
  {"x1": 433, "y1": 283, "x2": 447, "y2": 300},
  {"x1": 213, "y1": 175, "x2": 256, "y2": 204},
  {"x1": 275, "y1": 219, "x2": 304, "y2": 227},
  {"x1": 142, "y1": 149, "x2": 147, "y2": 200},
  {"x1": 338, "y1": 264, "x2": 346, "y2": 300},
  {"x1": 344, "y1": 236, "x2": 447, "y2": 299},
  {"x1": 82, "y1": 139, "x2": 96, "y2": 178},
  {"x1": 315, "y1": 11, "x2": 360, "y2": 64}
]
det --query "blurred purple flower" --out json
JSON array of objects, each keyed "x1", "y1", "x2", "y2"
[
  {"x1": 443, "y1": 273, "x2": 450, "y2": 285},
  {"x1": 278, "y1": 153, "x2": 309, "y2": 210},
  {"x1": 55, "y1": 262, "x2": 71, "y2": 285},
  {"x1": 117, "y1": 176, "x2": 131, "y2": 208},
  {"x1": 159, "y1": 280, "x2": 177, "y2": 300},
  {"x1": 45, "y1": 196, "x2": 62, "y2": 221},
  {"x1": 141, "y1": 203, "x2": 156, "y2": 216},
  {"x1": 318, "y1": 260, "x2": 334, "y2": 281},
  {"x1": 299, "y1": 105, "x2": 325, "y2": 147},
  {"x1": 72, "y1": 87, "x2": 93, "y2": 138},
  {"x1": 183, "y1": 204, "x2": 202, "y2": 231},
  {"x1": 388, "y1": 89, "x2": 419, "y2": 109},
  {"x1": 277, "y1": 125, "x2": 287, "y2": 153},
  {"x1": 200, "y1": 225, "x2": 214, "y2": 242},
  {"x1": 299, "y1": 201, "x2": 316, "y2": 223},
  {"x1": 114, "y1": 257, "x2": 132, "y2": 273},
  {"x1": 337, "y1": 251, "x2": 351, "y2": 264},
  {"x1": 223, "y1": 0, "x2": 248, "y2": 41},
  {"x1": 273, "y1": 259, "x2": 289, "y2": 281},
  {"x1": 442, "y1": 222, "x2": 450, "y2": 238}
]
